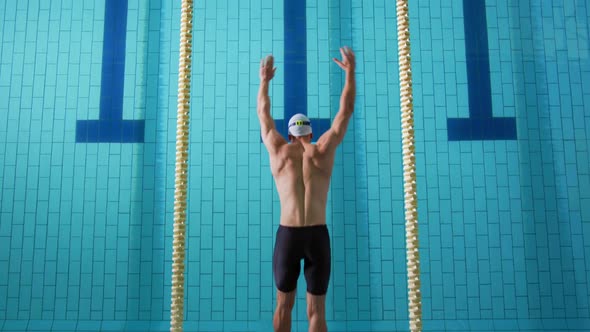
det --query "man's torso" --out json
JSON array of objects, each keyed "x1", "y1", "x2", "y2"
[{"x1": 269, "y1": 142, "x2": 335, "y2": 227}]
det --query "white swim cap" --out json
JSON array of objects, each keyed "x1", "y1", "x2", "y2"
[{"x1": 288, "y1": 113, "x2": 312, "y2": 137}]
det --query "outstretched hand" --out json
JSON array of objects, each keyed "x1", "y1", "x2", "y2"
[
  {"x1": 260, "y1": 55, "x2": 277, "y2": 82},
  {"x1": 333, "y1": 46, "x2": 355, "y2": 74}
]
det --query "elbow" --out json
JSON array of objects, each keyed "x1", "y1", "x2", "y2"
[
  {"x1": 340, "y1": 100, "x2": 355, "y2": 116},
  {"x1": 346, "y1": 101, "x2": 355, "y2": 114}
]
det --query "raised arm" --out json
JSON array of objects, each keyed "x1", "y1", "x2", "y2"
[
  {"x1": 317, "y1": 47, "x2": 356, "y2": 153},
  {"x1": 257, "y1": 55, "x2": 286, "y2": 153}
]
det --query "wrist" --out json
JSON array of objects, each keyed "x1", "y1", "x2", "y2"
[{"x1": 346, "y1": 71, "x2": 355, "y2": 81}]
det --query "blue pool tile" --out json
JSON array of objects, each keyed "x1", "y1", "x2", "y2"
[
  {"x1": 124, "y1": 321, "x2": 151, "y2": 331},
  {"x1": 423, "y1": 319, "x2": 446, "y2": 331},
  {"x1": 99, "y1": 321, "x2": 126, "y2": 331},
  {"x1": 75, "y1": 320, "x2": 102, "y2": 331},
  {"x1": 2, "y1": 320, "x2": 28, "y2": 331},
  {"x1": 50, "y1": 320, "x2": 77, "y2": 331}
]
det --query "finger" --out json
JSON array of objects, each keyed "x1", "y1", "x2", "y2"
[
  {"x1": 340, "y1": 48, "x2": 347, "y2": 61},
  {"x1": 266, "y1": 55, "x2": 274, "y2": 67},
  {"x1": 344, "y1": 46, "x2": 354, "y2": 59},
  {"x1": 333, "y1": 58, "x2": 345, "y2": 69},
  {"x1": 272, "y1": 67, "x2": 277, "y2": 75}
]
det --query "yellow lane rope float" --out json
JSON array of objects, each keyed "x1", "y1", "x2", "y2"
[
  {"x1": 396, "y1": 0, "x2": 423, "y2": 331},
  {"x1": 170, "y1": 0, "x2": 194, "y2": 331}
]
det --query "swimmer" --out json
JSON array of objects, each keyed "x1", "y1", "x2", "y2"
[{"x1": 257, "y1": 47, "x2": 356, "y2": 332}]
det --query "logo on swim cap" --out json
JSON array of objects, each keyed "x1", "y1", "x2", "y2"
[{"x1": 288, "y1": 113, "x2": 312, "y2": 137}]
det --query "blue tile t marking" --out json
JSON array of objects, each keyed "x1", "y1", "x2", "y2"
[
  {"x1": 446, "y1": 0, "x2": 517, "y2": 141},
  {"x1": 273, "y1": 0, "x2": 331, "y2": 142},
  {"x1": 76, "y1": 0, "x2": 145, "y2": 143}
]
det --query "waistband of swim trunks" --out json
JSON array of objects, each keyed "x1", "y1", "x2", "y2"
[{"x1": 278, "y1": 224, "x2": 327, "y2": 230}]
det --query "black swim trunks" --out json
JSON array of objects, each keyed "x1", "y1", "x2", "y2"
[{"x1": 272, "y1": 224, "x2": 331, "y2": 296}]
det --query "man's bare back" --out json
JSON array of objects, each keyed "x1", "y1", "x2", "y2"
[{"x1": 269, "y1": 139, "x2": 336, "y2": 227}]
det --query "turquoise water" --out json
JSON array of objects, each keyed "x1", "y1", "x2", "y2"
[{"x1": 1, "y1": 0, "x2": 590, "y2": 331}]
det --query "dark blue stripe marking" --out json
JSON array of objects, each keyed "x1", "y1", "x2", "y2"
[
  {"x1": 76, "y1": 0, "x2": 144, "y2": 143},
  {"x1": 447, "y1": 0, "x2": 517, "y2": 141},
  {"x1": 273, "y1": 0, "x2": 331, "y2": 142},
  {"x1": 284, "y1": 0, "x2": 307, "y2": 119}
]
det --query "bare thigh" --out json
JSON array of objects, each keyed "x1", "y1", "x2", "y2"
[
  {"x1": 306, "y1": 293, "x2": 326, "y2": 317},
  {"x1": 277, "y1": 289, "x2": 296, "y2": 309}
]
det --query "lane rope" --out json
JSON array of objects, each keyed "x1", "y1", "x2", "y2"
[
  {"x1": 396, "y1": 0, "x2": 423, "y2": 331},
  {"x1": 170, "y1": 0, "x2": 194, "y2": 331}
]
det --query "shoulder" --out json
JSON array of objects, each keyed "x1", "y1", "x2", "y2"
[
  {"x1": 313, "y1": 138, "x2": 337, "y2": 156},
  {"x1": 272, "y1": 142, "x2": 298, "y2": 159},
  {"x1": 305, "y1": 144, "x2": 331, "y2": 161}
]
